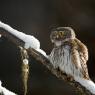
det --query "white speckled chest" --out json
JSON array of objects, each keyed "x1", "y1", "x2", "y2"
[{"x1": 49, "y1": 45, "x2": 83, "y2": 78}]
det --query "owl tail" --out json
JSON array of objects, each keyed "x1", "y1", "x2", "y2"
[{"x1": 74, "y1": 77, "x2": 95, "y2": 94}]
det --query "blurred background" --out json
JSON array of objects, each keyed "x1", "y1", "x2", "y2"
[{"x1": 0, "y1": 0, "x2": 95, "y2": 95}]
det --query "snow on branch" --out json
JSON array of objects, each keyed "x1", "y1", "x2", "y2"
[
  {"x1": 0, "y1": 21, "x2": 94, "y2": 95},
  {"x1": 27, "y1": 48, "x2": 93, "y2": 95},
  {"x1": 0, "y1": 80, "x2": 17, "y2": 95},
  {"x1": 0, "y1": 21, "x2": 46, "y2": 56}
]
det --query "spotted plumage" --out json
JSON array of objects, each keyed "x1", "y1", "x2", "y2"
[{"x1": 49, "y1": 27, "x2": 95, "y2": 94}]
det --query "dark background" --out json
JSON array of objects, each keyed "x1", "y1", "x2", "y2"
[{"x1": 0, "y1": 0, "x2": 95, "y2": 95}]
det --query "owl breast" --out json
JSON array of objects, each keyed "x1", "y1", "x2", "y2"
[{"x1": 49, "y1": 45, "x2": 83, "y2": 78}]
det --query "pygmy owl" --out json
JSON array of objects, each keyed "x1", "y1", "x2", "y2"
[{"x1": 49, "y1": 27, "x2": 95, "y2": 94}]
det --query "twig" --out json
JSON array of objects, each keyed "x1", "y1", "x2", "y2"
[
  {"x1": 19, "y1": 47, "x2": 29, "y2": 95},
  {"x1": 0, "y1": 26, "x2": 94, "y2": 95}
]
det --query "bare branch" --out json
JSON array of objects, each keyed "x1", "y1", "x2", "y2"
[{"x1": 19, "y1": 47, "x2": 29, "y2": 95}]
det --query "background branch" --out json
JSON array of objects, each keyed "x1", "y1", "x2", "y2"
[{"x1": 0, "y1": 27, "x2": 94, "y2": 95}]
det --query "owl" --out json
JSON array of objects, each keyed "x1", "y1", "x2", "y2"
[{"x1": 49, "y1": 27, "x2": 95, "y2": 94}]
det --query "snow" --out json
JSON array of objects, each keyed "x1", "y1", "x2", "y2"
[
  {"x1": 0, "y1": 21, "x2": 40, "y2": 49},
  {"x1": 0, "y1": 34, "x2": 2, "y2": 38},
  {"x1": 37, "y1": 48, "x2": 47, "y2": 57},
  {"x1": 49, "y1": 43, "x2": 95, "y2": 94},
  {"x1": 0, "y1": 21, "x2": 47, "y2": 57},
  {"x1": 75, "y1": 77, "x2": 95, "y2": 94},
  {"x1": 23, "y1": 59, "x2": 29, "y2": 64},
  {"x1": 24, "y1": 35, "x2": 40, "y2": 49},
  {"x1": 0, "y1": 80, "x2": 17, "y2": 95}
]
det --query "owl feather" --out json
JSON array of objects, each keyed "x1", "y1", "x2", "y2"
[
  {"x1": 49, "y1": 27, "x2": 95, "y2": 94},
  {"x1": 70, "y1": 39, "x2": 89, "y2": 79}
]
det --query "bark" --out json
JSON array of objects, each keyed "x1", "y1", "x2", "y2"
[{"x1": 0, "y1": 27, "x2": 94, "y2": 95}]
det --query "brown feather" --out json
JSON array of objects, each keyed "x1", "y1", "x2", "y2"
[{"x1": 71, "y1": 39, "x2": 89, "y2": 79}]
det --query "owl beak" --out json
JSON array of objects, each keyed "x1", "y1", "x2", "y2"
[{"x1": 56, "y1": 35, "x2": 59, "y2": 39}]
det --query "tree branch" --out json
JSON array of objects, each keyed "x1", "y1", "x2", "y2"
[
  {"x1": 27, "y1": 48, "x2": 93, "y2": 95},
  {"x1": 0, "y1": 25, "x2": 94, "y2": 95},
  {"x1": 0, "y1": 81, "x2": 17, "y2": 95}
]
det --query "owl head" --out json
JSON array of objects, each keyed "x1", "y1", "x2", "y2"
[{"x1": 50, "y1": 27, "x2": 76, "y2": 46}]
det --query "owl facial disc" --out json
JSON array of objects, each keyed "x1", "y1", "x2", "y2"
[{"x1": 50, "y1": 27, "x2": 76, "y2": 44}]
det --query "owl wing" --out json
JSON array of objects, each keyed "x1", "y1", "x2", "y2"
[
  {"x1": 75, "y1": 38, "x2": 88, "y2": 63},
  {"x1": 71, "y1": 38, "x2": 89, "y2": 79}
]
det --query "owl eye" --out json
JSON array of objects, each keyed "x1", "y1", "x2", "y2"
[{"x1": 59, "y1": 31, "x2": 64, "y2": 37}]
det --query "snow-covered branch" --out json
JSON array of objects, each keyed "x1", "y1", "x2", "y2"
[
  {"x1": 0, "y1": 81, "x2": 17, "y2": 95},
  {"x1": 27, "y1": 48, "x2": 93, "y2": 95},
  {"x1": 0, "y1": 21, "x2": 93, "y2": 95},
  {"x1": 0, "y1": 21, "x2": 46, "y2": 56}
]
